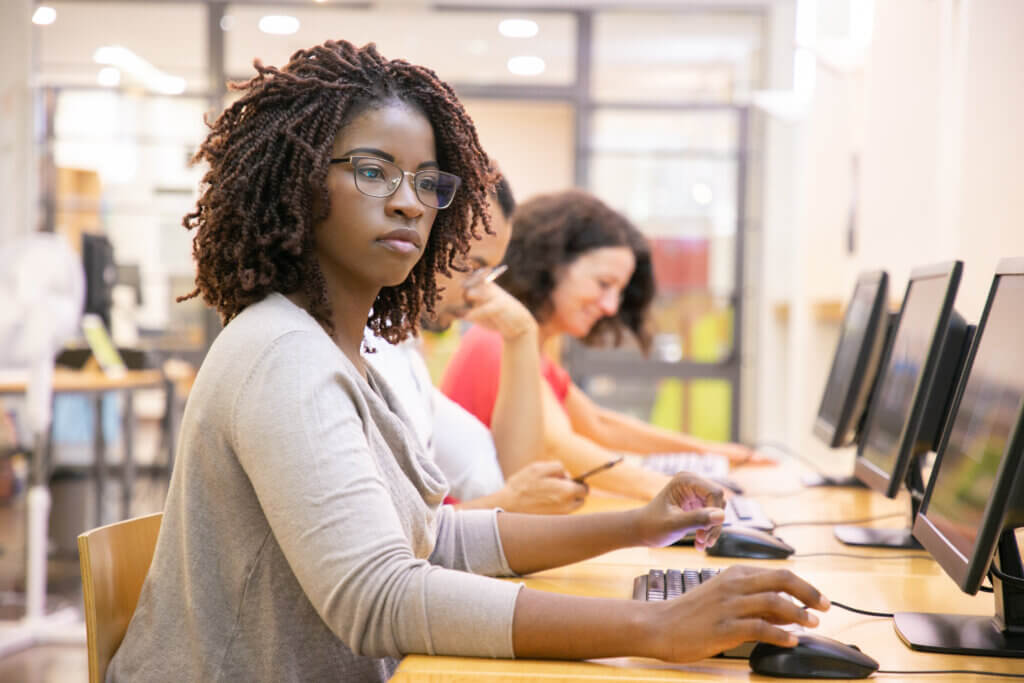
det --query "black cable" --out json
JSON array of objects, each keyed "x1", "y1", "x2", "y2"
[
  {"x1": 829, "y1": 599, "x2": 894, "y2": 618},
  {"x1": 775, "y1": 512, "x2": 905, "y2": 528},
  {"x1": 990, "y1": 564, "x2": 1024, "y2": 589},
  {"x1": 793, "y1": 552, "x2": 933, "y2": 561},
  {"x1": 877, "y1": 669, "x2": 1024, "y2": 679}
]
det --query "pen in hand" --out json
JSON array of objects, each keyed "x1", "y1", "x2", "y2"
[{"x1": 573, "y1": 455, "x2": 625, "y2": 484}]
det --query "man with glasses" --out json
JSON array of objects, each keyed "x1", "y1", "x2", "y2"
[{"x1": 366, "y1": 173, "x2": 588, "y2": 514}]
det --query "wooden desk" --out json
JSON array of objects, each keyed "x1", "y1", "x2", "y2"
[
  {"x1": 394, "y1": 463, "x2": 1023, "y2": 681},
  {"x1": 0, "y1": 368, "x2": 168, "y2": 525}
]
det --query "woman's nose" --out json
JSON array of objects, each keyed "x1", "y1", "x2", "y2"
[{"x1": 598, "y1": 289, "x2": 620, "y2": 316}]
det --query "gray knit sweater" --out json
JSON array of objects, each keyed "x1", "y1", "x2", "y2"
[{"x1": 107, "y1": 294, "x2": 522, "y2": 682}]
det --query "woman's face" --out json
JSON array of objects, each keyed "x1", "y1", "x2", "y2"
[
  {"x1": 546, "y1": 246, "x2": 635, "y2": 338},
  {"x1": 314, "y1": 101, "x2": 439, "y2": 294}
]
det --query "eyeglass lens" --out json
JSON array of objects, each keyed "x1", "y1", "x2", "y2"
[{"x1": 352, "y1": 157, "x2": 459, "y2": 209}]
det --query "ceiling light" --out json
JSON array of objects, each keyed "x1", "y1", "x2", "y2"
[
  {"x1": 498, "y1": 18, "x2": 538, "y2": 38},
  {"x1": 691, "y1": 182, "x2": 714, "y2": 206},
  {"x1": 32, "y1": 6, "x2": 57, "y2": 25},
  {"x1": 507, "y1": 56, "x2": 545, "y2": 77},
  {"x1": 219, "y1": 15, "x2": 234, "y2": 31},
  {"x1": 93, "y1": 45, "x2": 186, "y2": 95},
  {"x1": 97, "y1": 67, "x2": 121, "y2": 87},
  {"x1": 259, "y1": 15, "x2": 300, "y2": 35}
]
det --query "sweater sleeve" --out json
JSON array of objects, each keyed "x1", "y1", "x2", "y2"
[
  {"x1": 232, "y1": 331, "x2": 521, "y2": 659},
  {"x1": 440, "y1": 325, "x2": 504, "y2": 427}
]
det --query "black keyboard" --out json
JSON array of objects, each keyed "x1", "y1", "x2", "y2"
[{"x1": 632, "y1": 568, "x2": 801, "y2": 659}]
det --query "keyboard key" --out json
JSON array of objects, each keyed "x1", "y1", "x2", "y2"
[
  {"x1": 683, "y1": 569, "x2": 701, "y2": 594},
  {"x1": 666, "y1": 569, "x2": 683, "y2": 598},
  {"x1": 647, "y1": 569, "x2": 666, "y2": 600},
  {"x1": 700, "y1": 568, "x2": 719, "y2": 584}
]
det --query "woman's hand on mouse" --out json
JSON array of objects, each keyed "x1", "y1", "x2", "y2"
[
  {"x1": 635, "y1": 472, "x2": 726, "y2": 550},
  {"x1": 644, "y1": 566, "x2": 830, "y2": 663}
]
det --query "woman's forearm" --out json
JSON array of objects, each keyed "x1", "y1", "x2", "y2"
[
  {"x1": 496, "y1": 507, "x2": 644, "y2": 574},
  {"x1": 512, "y1": 589, "x2": 658, "y2": 660},
  {"x1": 490, "y1": 326, "x2": 544, "y2": 476}
]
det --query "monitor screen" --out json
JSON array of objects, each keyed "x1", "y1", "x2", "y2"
[
  {"x1": 917, "y1": 272, "x2": 1024, "y2": 592},
  {"x1": 814, "y1": 271, "x2": 889, "y2": 448},
  {"x1": 856, "y1": 263, "x2": 962, "y2": 497}
]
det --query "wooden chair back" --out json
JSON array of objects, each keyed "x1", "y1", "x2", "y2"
[{"x1": 77, "y1": 512, "x2": 163, "y2": 683}]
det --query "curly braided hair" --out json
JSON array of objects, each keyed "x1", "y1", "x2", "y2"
[
  {"x1": 180, "y1": 40, "x2": 493, "y2": 344},
  {"x1": 497, "y1": 189, "x2": 655, "y2": 352}
]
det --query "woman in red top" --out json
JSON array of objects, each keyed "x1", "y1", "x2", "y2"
[{"x1": 442, "y1": 190, "x2": 771, "y2": 500}]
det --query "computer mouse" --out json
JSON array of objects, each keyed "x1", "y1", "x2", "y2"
[
  {"x1": 705, "y1": 526, "x2": 794, "y2": 559},
  {"x1": 749, "y1": 632, "x2": 879, "y2": 679}
]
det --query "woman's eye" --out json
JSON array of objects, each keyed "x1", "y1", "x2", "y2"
[
  {"x1": 417, "y1": 177, "x2": 438, "y2": 192},
  {"x1": 358, "y1": 166, "x2": 385, "y2": 180}
]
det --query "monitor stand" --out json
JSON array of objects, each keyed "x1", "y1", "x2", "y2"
[
  {"x1": 834, "y1": 457, "x2": 923, "y2": 549},
  {"x1": 894, "y1": 531, "x2": 1024, "y2": 657},
  {"x1": 802, "y1": 472, "x2": 868, "y2": 488}
]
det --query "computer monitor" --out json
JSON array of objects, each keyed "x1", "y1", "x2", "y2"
[
  {"x1": 896, "y1": 258, "x2": 1024, "y2": 657},
  {"x1": 814, "y1": 271, "x2": 892, "y2": 450},
  {"x1": 82, "y1": 233, "x2": 117, "y2": 330},
  {"x1": 835, "y1": 261, "x2": 971, "y2": 548}
]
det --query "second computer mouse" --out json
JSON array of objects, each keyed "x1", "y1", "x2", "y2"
[
  {"x1": 705, "y1": 526, "x2": 794, "y2": 559},
  {"x1": 749, "y1": 632, "x2": 879, "y2": 679}
]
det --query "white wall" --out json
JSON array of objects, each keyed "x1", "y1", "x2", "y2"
[
  {"x1": 756, "y1": 0, "x2": 1024, "y2": 464},
  {"x1": 0, "y1": 0, "x2": 36, "y2": 245}
]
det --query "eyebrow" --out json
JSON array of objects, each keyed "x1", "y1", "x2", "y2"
[{"x1": 340, "y1": 147, "x2": 439, "y2": 170}]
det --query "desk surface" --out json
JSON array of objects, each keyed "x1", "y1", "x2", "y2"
[
  {"x1": 0, "y1": 368, "x2": 164, "y2": 394},
  {"x1": 394, "y1": 462, "x2": 1023, "y2": 681}
]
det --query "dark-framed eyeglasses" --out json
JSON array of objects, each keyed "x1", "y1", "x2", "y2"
[{"x1": 328, "y1": 155, "x2": 461, "y2": 210}]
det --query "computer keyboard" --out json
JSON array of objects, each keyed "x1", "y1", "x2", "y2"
[
  {"x1": 726, "y1": 496, "x2": 775, "y2": 531},
  {"x1": 633, "y1": 568, "x2": 801, "y2": 658},
  {"x1": 640, "y1": 451, "x2": 730, "y2": 479}
]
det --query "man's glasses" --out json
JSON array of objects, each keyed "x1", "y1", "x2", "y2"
[{"x1": 329, "y1": 155, "x2": 461, "y2": 210}]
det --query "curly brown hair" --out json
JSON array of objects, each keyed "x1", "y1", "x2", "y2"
[
  {"x1": 179, "y1": 40, "x2": 493, "y2": 344},
  {"x1": 497, "y1": 189, "x2": 654, "y2": 352}
]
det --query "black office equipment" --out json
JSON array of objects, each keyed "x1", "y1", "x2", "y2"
[
  {"x1": 749, "y1": 633, "x2": 879, "y2": 679},
  {"x1": 897, "y1": 258, "x2": 1024, "y2": 657},
  {"x1": 82, "y1": 233, "x2": 117, "y2": 330},
  {"x1": 806, "y1": 271, "x2": 894, "y2": 487},
  {"x1": 836, "y1": 261, "x2": 971, "y2": 548}
]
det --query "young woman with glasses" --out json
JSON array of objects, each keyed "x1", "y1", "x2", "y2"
[
  {"x1": 441, "y1": 190, "x2": 776, "y2": 501},
  {"x1": 106, "y1": 40, "x2": 827, "y2": 682}
]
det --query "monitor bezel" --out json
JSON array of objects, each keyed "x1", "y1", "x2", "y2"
[
  {"x1": 914, "y1": 257, "x2": 1024, "y2": 594},
  {"x1": 854, "y1": 260, "x2": 963, "y2": 498},
  {"x1": 813, "y1": 270, "x2": 890, "y2": 448}
]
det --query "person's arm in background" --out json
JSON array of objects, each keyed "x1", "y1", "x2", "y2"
[
  {"x1": 562, "y1": 383, "x2": 776, "y2": 466},
  {"x1": 455, "y1": 460, "x2": 587, "y2": 514},
  {"x1": 460, "y1": 280, "x2": 544, "y2": 477},
  {"x1": 539, "y1": 381, "x2": 670, "y2": 500}
]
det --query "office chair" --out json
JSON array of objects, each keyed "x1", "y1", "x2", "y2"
[{"x1": 77, "y1": 512, "x2": 162, "y2": 683}]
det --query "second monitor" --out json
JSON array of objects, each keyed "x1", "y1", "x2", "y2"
[{"x1": 835, "y1": 261, "x2": 972, "y2": 549}]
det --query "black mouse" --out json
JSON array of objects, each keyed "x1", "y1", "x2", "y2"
[
  {"x1": 705, "y1": 526, "x2": 794, "y2": 559},
  {"x1": 749, "y1": 632, "x2": 879, "y2": 679}
]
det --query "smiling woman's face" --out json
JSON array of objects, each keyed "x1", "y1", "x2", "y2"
[
  {"x1": 314, "y1": 101, "x2": 439, "y2": 295},
  {"x1": 545, "y1": 246, "x2": 635, "y2": 339}
]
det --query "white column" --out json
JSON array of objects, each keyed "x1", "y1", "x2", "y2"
[{"x1": 0, "y1": 0, "x2": 37, "y2": 244}]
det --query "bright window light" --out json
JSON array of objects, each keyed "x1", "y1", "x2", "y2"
[
  {"x1": 507, "y1": 56, "x2": 545, "y2": 77},
  {"x1": 258, "y1": 15, "x2": 300, "y2": 35},
  {"x1": 498, "y1": 18, "x2": 538, "y2": 38},
  {"x1": 97, "y1": 67, "x2": 121, "y2": 87},
  {"x1": 32, "y1": 6, "x2": 57, "y2": 25}
]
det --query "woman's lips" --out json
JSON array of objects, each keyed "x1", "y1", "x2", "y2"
[{"x1": 377, "y1": 227, "x2": 422, "y2": 254}]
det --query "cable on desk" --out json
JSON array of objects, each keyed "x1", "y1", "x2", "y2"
[
  {"x1": 990, "y1": 565, "x2": 1024, "y2": 589},
  {"x1": 775, "y1": 512, "x2": 905, "y2": 528},
  {"x1": 829, "y1": 600, "x2": 894, "y2": 618},
  {"x1": 793, "y1": 552, "x2": 933, "y2": 561},
  {"x1": 877, "y1": 669, "x2": 1024, "y2": 679}
]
